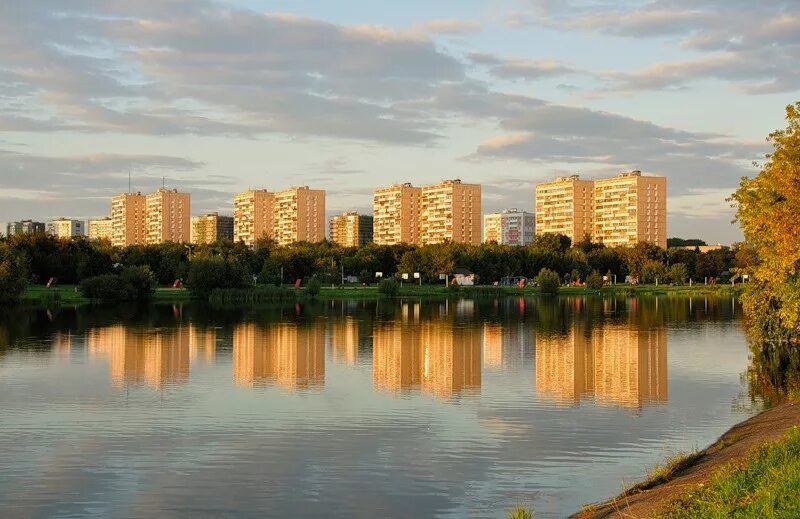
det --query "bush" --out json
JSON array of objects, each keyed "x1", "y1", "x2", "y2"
[
  {"x1": 0, "y1": 245, "x2": 28, "y2": 306},
  {"x1": 586, "y1": 270, "x2": 604, "y2": 290},
  {"x1": 80, "y1": 274, "x2": 136, "y2": 302},
  {"x1": 120, "y1": 265, "x2": 156, "y2": 300},
  {"x1": 641, "y1": 260, "x2": 667, "y2": 284},
  {"x1": 208, "y1": 285, "x2": 296, "y2": 305},
  {"x1": 378, "y1": 277, "x2": 400, "y2": 297},
  {"x1": 186, "y1": 258, "x2": 250, "y2": 299},
  {"x1": 668, "y1": 263, "x2": 688, "y2": 285},
  {"x1": 305, "y1": 277, "x2": 322, "y2": 297},
  {"x1": 535, "y1": 268, "x2": 561, "y2": 295}
]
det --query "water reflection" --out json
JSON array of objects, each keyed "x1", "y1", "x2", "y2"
[{"x1": 232, "y1": 323, "x2": 325, "y2": 390}]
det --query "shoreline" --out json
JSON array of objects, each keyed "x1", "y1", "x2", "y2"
[
  {"x1": 571, "y1": 402, "x2": 800, "y2": 518},
  {"x1": 20, "y1": 283, "x2": 743, "y2": 306}
]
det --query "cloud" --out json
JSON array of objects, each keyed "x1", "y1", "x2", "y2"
[{"x1": 469, "y1": 52, "x2": 584, "y2": 81}]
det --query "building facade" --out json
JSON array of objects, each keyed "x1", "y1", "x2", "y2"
[
  {"x1": 272, "y1": 186, "x2": 326, "y2": 246},
  {"x1": 191, "y1": 213, "x2": 234, "y2": 244},
  {"x1": 483, "y1": 209, "x2": 535, "y2": 246},
  {"x1": 88, "y1": 218, "x2": 114, "y2": 241},
  {"x1": 46, "y1": 218, "x2": 85, "y2": 238},
  {"x1": 6, "y1": 220, "x2": 45, "y2": 237},
  {"x1": 593, "y1": 171, "x2": 667, "y2": 248},
  {"x1": 329, "y1": 212, "x2": 374, "y2": 247},
  {"x1": 233, "y1": 190, "x2": 274, "y2": 246},
  {"x1": 145, "y1": 188, "x2": 191, "y2": 244},
  {"x1": 534, "y1": 175, "x2": 595, "y2": 244},
  {"x1": 111, "y1": 192, "x2": 147, "y2": 247},
  {"x1": 419, "y1": 179, "x2": 481, "y2": 245},
  {"x1": 372, "y1": 183, "x2": 422, "y2": 245}
]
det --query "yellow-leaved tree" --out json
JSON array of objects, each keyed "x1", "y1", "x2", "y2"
[{"x1": 732, "y1": 102, "x2": 800, "y2": 343}]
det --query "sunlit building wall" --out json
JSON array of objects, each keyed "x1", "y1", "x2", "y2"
[
  {"x1": 88, "y1": 217, "x2": 113, "y2": 241},
  {"x1": 191, "y1": 213, "x2": 234, "y2": 244},
  {"x1": 329, "y1": 212, "x2": 373, "y2": 247},
  {"x1": 372, "y1": 183, "x2": 422, "y2": 245},
  {"x1": 483, "y1": 209, "x2": 535, "y2": 246},
  {"x1": 273, "y1": 186, "x2": 326, "y2": 245},
  {"x1": 233, "y1": 189, "x2": 275, "y2": 246},
  {"x1": 420, "y1": 179, "x2": 482, "y2": 245},
  {"x1": 47, "y1": 218, "x2": 85, "y2": 238},
  {"x1": 534, "y1": 175, "x2": 594, "y2": 244},
  {"x1": 111, "y1": 192, "x2": 146, "y2": 247},
  {"x1": 146, "y1": 188, "x2": 191, "y2": 244},
  {"x1": 593, "y1": 171, "x2": 667, "y2": 248}
]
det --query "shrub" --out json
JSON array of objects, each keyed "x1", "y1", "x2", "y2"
[
  {"x1": 586, "y1": 270, "x2": 604, "y2": 290},
  {"x1": 0, "y1": 245, "x2": 28, "y2": 306},
  {"x1": 120, "y1": 265, "x2": 156, "y2": 300},
  {"x1": 208, "y1": 285, "x2": 296, "y2": 305},
  {"x1": 305, "y1": 277, "x2": 322, "y2": 297},
  {"x1": 668, "y1": 263, "x2": 688, "y2": 285},
  {"x1": 186, "y1": 258, "x2": 250, "y2": 299},
  {"x1": 641, "y1": 260, "x2": 667, "y2": 284},
  {"x1": 80, "y1": 274, "x2": 136, "y2": 302},
  {"x1": 378, "y1": 277, "x2": 400, "y2": 297},
  {"x1": 535, "y1": 268, "x2": 561, "y2": 295}
]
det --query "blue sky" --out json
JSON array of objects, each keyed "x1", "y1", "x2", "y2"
[{"x1": 1, "y1": 0, "x2": 797, "y2": 243}]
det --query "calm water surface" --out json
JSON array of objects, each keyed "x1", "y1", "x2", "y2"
[{"x1": 0, "y1": 296, "x2": 758, "y2": 518}]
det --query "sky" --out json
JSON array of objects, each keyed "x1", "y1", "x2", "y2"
[{"x1": 0, "y1": 0, "x2": 797, "y2": 244}]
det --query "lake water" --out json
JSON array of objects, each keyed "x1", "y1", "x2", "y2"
[{"x1": 0, "y1": 296, "x2": 759, "y2": 518}]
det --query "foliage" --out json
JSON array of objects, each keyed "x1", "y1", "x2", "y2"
[
  {"x1": 732, "y1": 102, "x2": 800, "y2": 342},
  {"x1": 186, "y1": 258, "x2": 250, "y2": 299},
  {"x1": 667, "y1": 263, "x2": 688, "y2": 285},
  {"x1": 535, "y1": 268, "x2": 560, "y2": 295},
  {"x1": 660, "y1": 427, "x2": 800, "y2": 519},
  {"x1": 79, "y1": 266, "x2": 155, "y2": 302},
  {"x1": 378, "y1": 277, "x2": 400, "y2": 297},
  {"x1": 585, "y1": 270, "x2": 604, "y2": 290},
  {"x1": 305, "y1": 277, "x2": 322, "y2": 297},
  {"x1": 640, "y1": 260, "x2": 667, "y2": 284},
  {"x1": 667, "y1": 237, "x2": 707, "y2": 247},
  {"x1": 120, "y1": 265, "x2": 157, "y2": 300},
  {"x1": 507, "y1": 506, "x2": 533, "y2": 519},
  {"x1": 0, "y1": 243, "x2": 28, "y2": 305},
  {"x1": 208, "y1": 285, "x2": 296, "y2": 305}
]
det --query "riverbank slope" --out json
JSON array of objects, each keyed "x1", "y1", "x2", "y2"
[{"x1": 572, "y1": 402, "x2": 800, "y2": 518}]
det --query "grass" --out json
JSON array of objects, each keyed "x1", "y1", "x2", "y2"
[
  {"x1": 507, "y1": 505, "x2": 533, "y2": 519},
  {"x1": 658, "y1": 427, "x2": 800, "y2": 518},
  {"x1": 626, "y1": 450, "x2": 704, "y2": 494}
]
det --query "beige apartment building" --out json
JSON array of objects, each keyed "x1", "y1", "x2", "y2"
[
  {"x1": 233, "y1": 189, "x2": 274, "y2": 246},
  {"x1": 111, "y1": 192, "x2": 146, "y2": 247},
  {"x1": 88, "y1": 218, "x2": 113, "y2": 241},
  {"x1": 419, "y1": 179, "x2": 482, "y2": 245},
  {"x1": 372, "y1": 183, "x2": 422, "y2": 245},
  {"x1": 273, "y1": 186, "x2": 326, "y2": 245},
  {"x1": 534, "y1": 175, "x2": 594, "y2": 244},
  {"x1": 483, "y1": 209, "x2": 535, "y2": 246},
  {"x1": 593, "y1": 171, "x2": 666, "y2": 248},
  {"x1": 47, "y1": 218, "x2": 85, "y2": 238},
  {"x1": 191, "y1": 213, "x2": 234, "y2": 244},
  {"x1": 329, "y1": 212, "x2": 373, "y2": 247},
  {"x1": 145, "y1": 188, "x2": 191, "y2": 244}
]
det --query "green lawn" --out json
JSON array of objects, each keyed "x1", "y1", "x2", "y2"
[{"x1": 659, "y1": 427, "x2": 800, "y2": 518}]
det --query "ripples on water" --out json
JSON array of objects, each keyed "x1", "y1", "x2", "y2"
[{"x1": 0, "y1": 296, "x2": 755, "y2": 518}]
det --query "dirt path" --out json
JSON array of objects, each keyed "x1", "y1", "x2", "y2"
[{"x1": 571, "y1": 401, "x2": 800, "y2": 519}]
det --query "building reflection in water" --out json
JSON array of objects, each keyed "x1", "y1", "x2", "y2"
[
  {"x1": 233, "y1": 322, "x2": 325, "y2": 390},
  {"x1": 330, "y1": 317, "x2": 359, "y2": 366},
  {"x1": 189, "y1": 325, "x2": 217, "y2": 364},
  {"x1": 373, "y1": 313, "x2": 481, "y2": 399},
  {"x1": 482, "y1": 322, "x2": 526, "y2": 370},
  {"x1": 535, "y1": 323, "x2": 668, "y2": 408},
  {"x1": 88, "y1": 325, "x2": 191, "y2": 389}
]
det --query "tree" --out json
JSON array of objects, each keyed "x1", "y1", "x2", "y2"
[
  {"x1": 535, "y1": 268, "x2": 560, "y2": 295},
  {"x1": 667, "y1": 263, "x2": 688, "y2": 285},
  {"x1": 0, "y1": 244, "x2": 28, "y2": 305},
  {"x1": 667, "y1": 237, "x2": 707, "y2": 248},
  {"x1": 731, "y1": 101, "x2": 800, "y2": 341},
  {"x1": 378, "y1": 277, "x2": 400, "y2": 297},
  {"x1": 305, "y1": 277, "x2": 322, "y2": 297},
  {"x1": 640, "y1": 260, "x2": 667, "y2": 284},
  {"x1": 185, "y1": 258, "x2": 250, "y2": 299},
  {"x1": 586, "y1": 270, "x2": 604, "y2": 290}
]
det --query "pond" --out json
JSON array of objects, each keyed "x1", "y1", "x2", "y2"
[{"x1": 0, "y1": 296, "x2": 761, "y2": 518}]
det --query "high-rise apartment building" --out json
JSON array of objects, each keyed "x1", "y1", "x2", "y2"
[
  {"x1": 273, "y1": 186, "x2": 326, "y2": 246},
  {"x1": 88, "y1": 217, "x2": 113, "y2": 241},
  {"x1": 6, "y1": 220, "x2": 45, "y2": 236},
  {"x1": 372, "y1": 183, "x2": 422, "y2": 245},
  {"x1": 111, "y1": 192, "x2": 146, "y2": 247},
  {"x1": 593, "y1": 171, "x2": 667, "y2": 248},
  {"x1": 145, "y1": 188, "x2": 191, "y2": 244},
  {"x1": 534, "y1": 175, "x2": 595, "y2": 244},
  {"x1": 483, "y1": 209, "x2": 535, "y2": 246},
  {"x1": 420, "y1": 179, "x2": 481, "y2": 245},
  {"x1": 329, "y1": 212, "x2": 373, "y2": 247},
  {"x1": 46, "y1": 218, "x2": 85, "y2": 238},
  {"x1": 191, "y1": 213, "x2": 234, "y2": 244},
  {"x1": 233, "y1": 189, "x2": 274, "y2": 246}
]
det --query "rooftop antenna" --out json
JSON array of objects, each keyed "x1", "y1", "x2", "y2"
[
  {"x1": 128, "y1": 166, "x2": 132, "y2": 193},
  {"x1": 162, "y1": 176, "x2": 165, "y2": 188}
]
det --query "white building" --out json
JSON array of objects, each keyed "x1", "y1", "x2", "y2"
[
  {"x1": 47, "y1": 218, "x2": 85, "y2": 238},
  {"x1": 483, "y1": 209, "x2": 535, "y2": 246}
]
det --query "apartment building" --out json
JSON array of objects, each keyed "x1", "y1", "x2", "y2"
[
  {"x1": 6, "y1": 220, "x2": 45, "y2": 236},
  {"x1": 273, "y1": 186, "x2": 326, "y2": 246},
  {"x1": 111, "y1": 192, "x2": 146, "y2": 247},
  {"x1": 483, "y1": 209, "x2": 535, "y2": 246},
  {"x1": 145, "y1": 188, "x2": 191, "y2": 244},
  {"x1": 191, "y1": 213, "x2": 234, "y2": 244},
  {"x1": 47, "y1": 218, "x2": 85, "y2": 238},
  {"x1": 372, "y1": 183, "x2": 422, "y2": 245},
  {"x1": 88, "y1": 217, "x2": 113, "y2": 241},
  {"x1": 419, "y1": 179, "x2": 482, "y2": 245},
  {"x1": 593, "y1": 171, "x2": 666, "y2": 248},
  {"x1": 534, "y1": 175, "x2": 594, "y2": 244},
  {"x1": 233, "y1": 189, "x2": 274, "y2": 246},
  {"x1": 329, "y1": 212, "x2": 374, "y2": 247}
]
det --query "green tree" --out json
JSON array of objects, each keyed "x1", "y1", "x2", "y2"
[
  {"x1": 0, "y1": 244, "x2": 28, "y2": 305},
  {"x1": 586, "y1": 270, "x2": 604, "y2": 290},
  {"x1": 378, "y1": 277, "x2": 400, "y2": 297},
  {"x1": 186, "y1": 258, "x2": 250, "y2": 299},
  {"x1": 667, "y1": 263, "x2": 688, "y2": 285},
  {"x1": 535, "y1": 268, "x2": 560, "y2": 295},
  {"x1": 305, "y1": 277, "x2": 322, "y2": 297}
]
